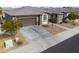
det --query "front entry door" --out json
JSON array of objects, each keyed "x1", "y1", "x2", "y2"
[{"x1": 42, "y1": 13, "x2": 48, "y2": 25}]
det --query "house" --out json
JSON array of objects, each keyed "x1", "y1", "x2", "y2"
[
  {"x1": 45, "y1": 7, "x2": 69, "y2": 23},
  {"x1": 64, "y1": 7, "x2": 79, "y2": 15},
  {"x1": 4, "y1": 6, "x2": 69, "y2": 26},
  {"x1": 4, "y1": 6, "x2": 46, "y2": 26}
]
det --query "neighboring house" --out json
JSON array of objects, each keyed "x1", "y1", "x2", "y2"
[
  {"x1": 4, "y1": 6, "x2": 70, "y2": 26},
  {"x1": 45, "y1": 7, "x2": 69, "y2": 23},
  {"x1": 64, "y1": 7, "x2": 79, "y2": 15}
]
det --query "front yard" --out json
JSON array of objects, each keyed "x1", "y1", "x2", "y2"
[
  {"x1": 42, "y1": 23, "x2": 66, "y2": 35},
  {"x1": 0, "y1": 32, "x2": 27, "y2": 53}
]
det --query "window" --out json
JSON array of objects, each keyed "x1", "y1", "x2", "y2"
[
  {"x1": 43, "y1": 14, "x2": 47, "y2": 21},
  {"x1": 42, "y1": 13, "x2": 48, "y2": 25}
]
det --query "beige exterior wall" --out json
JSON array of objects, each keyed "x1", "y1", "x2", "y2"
[{"x1": 57, "y1": 14, "x2": 63, "y2": 23}]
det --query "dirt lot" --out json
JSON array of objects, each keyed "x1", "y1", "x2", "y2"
[{"x1": 42, "y1": 23, "x2": 66, "y2": 35}]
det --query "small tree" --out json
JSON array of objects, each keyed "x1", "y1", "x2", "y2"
[
  {"x1": 1, "y1": 19, "x2": 23, "y2": 35},
  {"x1": 67, "y1": 12, "x2": 77, "y2": 25}
]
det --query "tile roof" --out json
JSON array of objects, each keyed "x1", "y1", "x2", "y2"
[
  {"x1": 47, "y1": 8, "x2": 69, "y2": 14},
  {"x1": 5, "y1": 6, "x2": 79, "y2": 16},
  {"x1": 5, "y1": 6, "x2": 43, "y2": 16}
]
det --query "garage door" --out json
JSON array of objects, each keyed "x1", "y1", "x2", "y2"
[{"x1": 18, "y1": 17, "x2": 36, "y2": 26}]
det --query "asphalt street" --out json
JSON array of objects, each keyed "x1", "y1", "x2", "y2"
[{"x1": 42, "y1": 34, "x2": 79, "y2": 53}]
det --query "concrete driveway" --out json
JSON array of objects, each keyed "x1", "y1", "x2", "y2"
[{"x1": 7, "y1": 25, "x2": 55, "y2": 53}]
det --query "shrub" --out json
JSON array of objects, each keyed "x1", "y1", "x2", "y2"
[
  {"x1": 1, "y1": 19, "x2": 23, "y2": 35},
  {"x1": 16, "y1": 41, "x2": 23, "y2": 46},
  {"x1": 67, "y1": 12, "x2": 77, "y2": 20},
  {"x1": 67, "y1": 12, "x2": 78, "y2": 25}
]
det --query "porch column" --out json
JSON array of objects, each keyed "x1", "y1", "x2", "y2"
[{"x1": 36, "y1": 16, "x2": 40, "y2": 25}]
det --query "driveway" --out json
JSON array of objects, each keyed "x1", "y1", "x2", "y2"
[{"x1": 7, "y1": 25, "x2": 54, "y2": 53}]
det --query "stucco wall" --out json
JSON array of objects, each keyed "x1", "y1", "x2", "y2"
[{"x1": 57, "y1": 14, "x2": 63, "y2": 23}]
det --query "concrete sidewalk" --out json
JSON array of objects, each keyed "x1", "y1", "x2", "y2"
[{"x1": 7, "y1": 26, "x2": 79, "y2": 53}]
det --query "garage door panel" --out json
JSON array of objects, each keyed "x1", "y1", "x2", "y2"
[{"x1": 19, "y1": 18, "x2": 36, "y2": 26}]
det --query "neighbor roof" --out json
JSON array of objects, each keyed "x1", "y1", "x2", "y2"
[
  {"x1": 64, "y1": 7, "x2": 79, "y2": 12},
  {"x1": 48, "y1": 8, "x2": 69, "y2": 14},
  {"x1": 64, "y1": 7, "x2": 79, "y2": 15},
  {"x1": 39, "y1": 7, "x2": 69, "y2": 14}
]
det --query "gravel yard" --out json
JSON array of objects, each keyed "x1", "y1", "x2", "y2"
[{"x1": 42, "y1": 23, "x2": 66, "y2": 35}]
